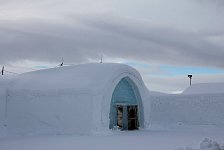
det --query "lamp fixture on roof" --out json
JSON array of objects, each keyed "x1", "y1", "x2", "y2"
[{"x1": 188, "y1": 74, "x2": 192, "y2": 86}]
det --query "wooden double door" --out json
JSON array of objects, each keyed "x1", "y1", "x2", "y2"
[{"x1": 116, "y1": 104, "x2": 139, "y2": 130}]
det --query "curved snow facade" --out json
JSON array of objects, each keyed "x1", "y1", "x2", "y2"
[{"x1": 1, "y1": 63, "x2": 149, "y2": 134}]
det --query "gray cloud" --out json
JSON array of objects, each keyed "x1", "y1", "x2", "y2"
[
  {"x1": 194, "y1": 0, "x2": 224, "y2": 5},
  {"x1": 1, "y1": 14, "x2": 224, "y2": 69}
]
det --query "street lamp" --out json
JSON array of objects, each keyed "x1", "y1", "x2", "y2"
[
  {"x1": 1, "y1": 66, "x2": 4, "y2": 75},
  {"x1": 188, "y1": 74, "x2": 192, "y2": 86}
]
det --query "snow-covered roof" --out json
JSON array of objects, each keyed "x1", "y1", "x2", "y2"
[
  {"x1": 8, "y1": 63, "x2": 145, "y2": 95},
  {"x1": 182, "y1": 82, "x2": 224, "y2": 95}
]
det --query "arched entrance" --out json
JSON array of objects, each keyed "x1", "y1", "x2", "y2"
[{"x1": 109, "y1": 77, "x2": 144, "y2": 130}]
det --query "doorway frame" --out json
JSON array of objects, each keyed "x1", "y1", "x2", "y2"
[{"x1": 114, "y1": 103, "x2": 139, "y2": 130}]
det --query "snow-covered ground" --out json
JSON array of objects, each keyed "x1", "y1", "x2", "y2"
[{"x1": 1, "y1": 126, "x2": 224, "y2": 150}]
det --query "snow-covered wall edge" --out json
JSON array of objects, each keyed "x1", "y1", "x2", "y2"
[{"x1": 149, "y1": 93, "x2": 224, "y2": 127}]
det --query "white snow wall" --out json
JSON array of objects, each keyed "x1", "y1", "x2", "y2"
[
  {"x1": 148, "y1": 93, "x2": 224, "y2": 127},
  {"x1": 6, "y1": 90, "x2": 94, "y2": 134}
]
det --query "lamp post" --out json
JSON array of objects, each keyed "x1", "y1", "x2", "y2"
[
  {"x1": 188, "y1": 74, "x2": 192, "y2": 86},
  {"x1": 1, "y1": 66, "x2": 4, "y2": 75},
  {"x1": 100, "y1": 55, "x2": 103, "y2": 63}
]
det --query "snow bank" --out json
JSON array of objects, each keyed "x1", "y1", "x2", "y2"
[
  {"x1": 149, "y1": 93, "x2": 224, "y2": 127},
  {"x1": 183, "y1": 83, "x2": 224, "y2": 95},
  {"x1": 200, "y1": 138, "x2": 223, "y2": 150},
  {"x1": 177, "y1": 138, "x2": 224, "y2": 150}
]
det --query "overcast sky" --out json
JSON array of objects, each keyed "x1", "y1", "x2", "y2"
[{"x1": 1, "y1": 0, "x2": 224, "y2": 93}]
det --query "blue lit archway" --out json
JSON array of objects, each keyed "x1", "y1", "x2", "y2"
[{"x1": 109, "y1": 77, "x2": 144, "y2": 130}]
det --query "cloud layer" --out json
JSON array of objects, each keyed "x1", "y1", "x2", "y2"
[
  {"x1": 1, "y1": 0, "x2": 224, "y2": 92},
  {"x1": 1, "y1": 15, "x2": 224, "y2": 68}
]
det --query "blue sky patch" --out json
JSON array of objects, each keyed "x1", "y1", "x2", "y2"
[
  {"x1": 123, "y1": 61, "x2": 224, "y2": 76},
  {"x1": 34, "y1": 66, "x2": 50, "y2": 69}
]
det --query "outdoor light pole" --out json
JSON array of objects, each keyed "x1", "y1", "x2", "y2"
[
  {"x1": 188, "y1": 74, "x2": 192, "y2": 86},
  {"x1": 60, "y1": 58, "x2": 63, "y2": 67},
  {"x1": 1, "y1": 66, "x2": 4, "y2": 75},
  {"x1": 100, "y1": 55, "x2": 103, "y2": 63}
]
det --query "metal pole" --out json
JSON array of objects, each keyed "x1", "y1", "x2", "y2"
[
  {"x1": 1, "y1": 66, "x2": 4, "y2": 75},
  {"x1": 100, "y1": 55, "x2": 103, "y2": 63}
]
